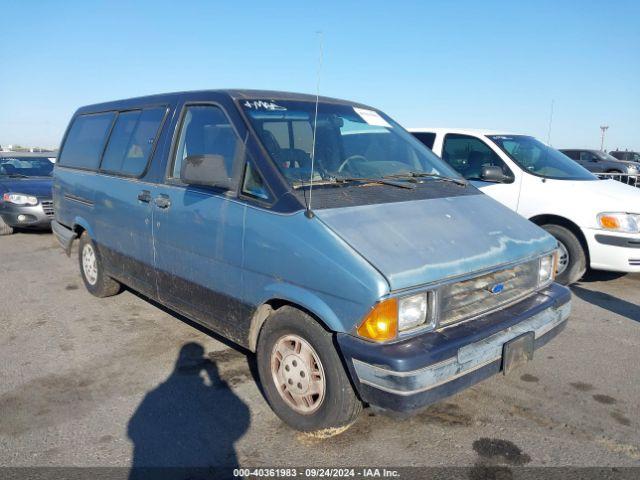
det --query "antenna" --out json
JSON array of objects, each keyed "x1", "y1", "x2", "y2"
[
  {"x1": 546, "y1": 99, "x2": 554, "y2": 145},
  {"x1": 305, "y1": 31, "x2": 323, "y2": 219}
]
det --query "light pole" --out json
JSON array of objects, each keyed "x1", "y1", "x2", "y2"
[{"x1": 600, "y1": 125, "x2": 609, "y2": 151}]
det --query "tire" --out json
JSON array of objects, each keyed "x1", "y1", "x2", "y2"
[
  {"x1": 78, "y1": 232, "x2": 121, "y2": 297},
  {"x1": 0, "y1": 216, "x2": 14, "y2": 236},
  {"x1": 256, "y1": 306, "x2": 362, "y2": 433},
  {"x1": 542, "y1": 224, "x2": 586, "y2": 285}
]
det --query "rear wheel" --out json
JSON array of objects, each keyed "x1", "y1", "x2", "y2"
[
  {"x1": 78, "y1": 232, "x2": 121, "y2": 297},
  {"x1": 542, "y1": 224, "x2": 586, "y2": 285},
  {"x1": 0, "y1": 216, "x2": 14, "y2": 236},
  {"x1": 256, "y1": 306, "x2": 362, "y2": 433}
]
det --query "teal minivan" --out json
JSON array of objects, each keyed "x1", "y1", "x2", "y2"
[{"x1": 52, "y1": 90, "x2": 570, "y2": 432}]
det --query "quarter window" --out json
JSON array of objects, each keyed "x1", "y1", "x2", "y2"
[
  {"x1": 172, "y1": 105, "x2": 243, "y2": 187},
  {"x1": 242, "y1": 162, "x2": 270, "y2": 200},
  {"x1": 442, "y1": 134, "x2": 513, "y2": 181},
  {"x1": 412, "y1": 132, "x2": 436, "y2": 150},
  {"x1": 58, "y1": 112, "x2": 116, "y2": 170},
  {"x1": 101, "y1": 108, "x2": 165, "y2": 176}
]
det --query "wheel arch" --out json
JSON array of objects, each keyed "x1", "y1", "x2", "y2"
[
  {"x1": 529, "y1": 214, "x2": 590, "y2": 263},
  {"x1": 72, "y1": 216, "x2": 94, "y2": 239},
  {"x1": 247, "y1": 296, "x2": 341, "y2": 353}
]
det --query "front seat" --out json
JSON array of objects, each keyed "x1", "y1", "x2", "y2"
[{"x1": 465, "y1": 151, "x2": 486, "y2": 179}]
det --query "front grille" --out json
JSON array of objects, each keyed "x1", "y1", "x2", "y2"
[
  {"x1": 438, "y1": 258, "x2": 540, "y2": 327},
  {"x1": 41, "y1": 200, "x2": 54, "y2": 216}
]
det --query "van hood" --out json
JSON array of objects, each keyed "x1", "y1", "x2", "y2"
[
  {"x1": 566, "y1": 179, "x2": 640, "y2": 211},
  {"x1": 316, "y1": 194, "x2": 556, "y2": 291},
  {"x1": 0, "y1": 177, "x2": 53, "y2": 198}
]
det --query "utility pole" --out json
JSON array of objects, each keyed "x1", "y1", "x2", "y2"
[{"x1": 600, "y1": 125, "x2": 609, "y2": 151}]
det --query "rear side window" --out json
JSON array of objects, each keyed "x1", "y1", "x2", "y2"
[
  {"x1": 101, "y1": 108, "x2": 166, "y2": 176},
  {"x1": 412, "y1": 132, "x2": 436, "y2": 150},
  {"x1": 58, "y1": 112, "x2": 116, "y2": 170}
]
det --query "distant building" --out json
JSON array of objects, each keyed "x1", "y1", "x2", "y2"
[{"x1": 0, "y1": 144, "x2": 56, "y2": 153}]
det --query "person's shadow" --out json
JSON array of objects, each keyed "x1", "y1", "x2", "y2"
[{"x1": 128, "y1": 342, "x2": 251, "y2": 480}]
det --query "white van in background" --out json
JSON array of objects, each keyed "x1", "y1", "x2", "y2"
[{"x1": 410, "y1": 128, "x2": 640, "y2": 284}]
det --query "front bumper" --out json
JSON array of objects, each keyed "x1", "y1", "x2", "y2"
[
  {"x1": 337, "y1": 283, "x2": 571, "y2": 412},
  {"x1": 584, "y1": 228, "x2": 640, "y2": 272},
  {"x1": 0, "y1": 200, "x2": 53, "y2": 229}
]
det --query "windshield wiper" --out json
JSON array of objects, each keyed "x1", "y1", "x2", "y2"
[
  {"x1": 4, "y1": 173, "x2": 29, "y2": 178},
  {"x1": 292, "y1": 176, "x2": 415, "y2": 189},
  {"x1": 334, "y1": 176, "x2": 415, "y2": 189},
  {"x1": 384, "y1": 171, "x2": 467, "y2": 186}
]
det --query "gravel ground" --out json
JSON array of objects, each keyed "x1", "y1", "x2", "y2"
[{"x1": 1, "y1": 231, "x2": 639, "y2": 471}]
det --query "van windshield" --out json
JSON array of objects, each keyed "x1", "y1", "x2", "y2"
[
  {"x1": 487, "y1": 135, "x2": 596, "y2": 181},
  {"x1": 241, "y1": 99, "x2": 461, "y2": 187}
]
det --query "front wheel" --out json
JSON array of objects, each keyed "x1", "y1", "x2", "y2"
[
  {"x1": 542, "y1": 224, "x2": 587, "y2": 285},
  {"x1": 78, "y1": 232, "x2": 121, "y2": 297},
  {"x1": 256, "y1": 306, "x2": 362, "y2": 433}
]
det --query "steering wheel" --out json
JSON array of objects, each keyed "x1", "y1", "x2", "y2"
[{"x1": 337, "y1": 155, "x2": 367, "y2": 175}]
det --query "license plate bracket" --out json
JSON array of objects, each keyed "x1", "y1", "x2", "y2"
[{"x1": 502, "y1": 332, "x2": 534, "y2": 376}]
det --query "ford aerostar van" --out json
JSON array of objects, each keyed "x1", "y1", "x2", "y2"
[{"x1": 53, "y1": 90, "x2": 570, "y2": 432}]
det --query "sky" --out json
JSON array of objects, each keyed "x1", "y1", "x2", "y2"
[{"x1": 1, "y1": 0, "x2": 638, "y2": 151}]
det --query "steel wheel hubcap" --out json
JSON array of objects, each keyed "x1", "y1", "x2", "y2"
[
  {"x1": 557, "y1": 241, "x2": 569, "y2": 275},
  {"x1": 82, "y1": 243, "x2": 98, "y2": 285},
  {"x1": 271, "y1": 334, "x2": 326, "y2": 415}
]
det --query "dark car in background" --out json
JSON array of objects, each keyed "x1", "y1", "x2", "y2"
[
  {"x1": 609, "y1": 150, "x2": 640, "y2": 163},
  {"x1": 559, "y1": 149, "x2": 639, "y2": 174},
  {"x1": 0, "y1": 153, "x2": 55, "y2": 235}
]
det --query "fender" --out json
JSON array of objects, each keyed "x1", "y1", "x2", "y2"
[
  {"x1": 246, "y1": 282, "x2": 349, "y2": 352},
  {"x1": 261, "y1": 282, "x2": 343, "y2": 331}
]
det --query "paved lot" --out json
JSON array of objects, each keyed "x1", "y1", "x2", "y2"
[{"x1": 1, "y1": 231, "x2": 639, "y2": 469}]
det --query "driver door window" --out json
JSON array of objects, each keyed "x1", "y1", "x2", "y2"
[
  {"x1": 442, "y1": 134, "x2": 513, "y2": 181},
  {"x1": 579, "y1": 151, "x2": 596, "y2": 162},
  {"x1": 171, "y1": 105, "x2": 243, "y2": 190}
]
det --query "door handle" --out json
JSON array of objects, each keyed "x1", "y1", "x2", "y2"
[
  {"x1": 137, "y1": 190, "x2": 151, "y2": 203},
  {"x1": 154, "y1": 194, "x2": 171, "y2": 209}
]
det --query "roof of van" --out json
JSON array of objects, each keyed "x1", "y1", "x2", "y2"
[
  {"x1": 76, "y1": 89, "x2": 374, "y2": 114},
  {"x1": 409, "y1": 127, "x2": 525, "y2": 136}
]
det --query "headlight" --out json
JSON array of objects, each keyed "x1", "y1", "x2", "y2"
[
  {"x1": 398, "y1": 293, "x2": 428, "y2": 331},
  {"x1": 2, "y1": 193, "x2": 38, "y2": 206},
  {"x1": 357, "y1": 292, "x2": 432, "y2": 342},
  {"x1": 626, "y1": 164, "x2": 638, "y2": 173},
  {"x1": 538, "y1": 251, "x2": 558, "y2": 286},
  {"x1": 597, "y1": 212, "x2": 640, "y2": 233}
]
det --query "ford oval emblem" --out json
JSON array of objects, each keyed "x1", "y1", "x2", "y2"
[{"x1": 489, "y1": 283, "x2": 504, "y2": 295}]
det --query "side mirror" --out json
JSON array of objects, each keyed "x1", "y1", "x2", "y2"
[
  {"x1": 480, "y1": 165, "x2": 506, "y2": 183},
  {"x1": 180, "y1": 154, "x2": 233, "y2": 189}
]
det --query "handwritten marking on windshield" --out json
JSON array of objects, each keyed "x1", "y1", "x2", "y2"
[{"x1": 243, "y1": 100, "x2": 287, "y2": 111}]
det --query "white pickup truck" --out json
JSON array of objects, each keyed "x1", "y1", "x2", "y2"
[{"x1": 410, "y1": 128, "x2": 640, "y2": 284}]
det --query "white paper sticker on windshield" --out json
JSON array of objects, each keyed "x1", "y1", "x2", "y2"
[{"x1": 353, "y1": 107, "x2": 392, "y2": 128}]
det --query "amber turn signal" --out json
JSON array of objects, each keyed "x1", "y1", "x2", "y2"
[
  {"x1": 599, "y1": 215, "x2": 620, "y2": 230},
  {"x1": 357, "y1": 298, "x2": 398, "y2": 341}
]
